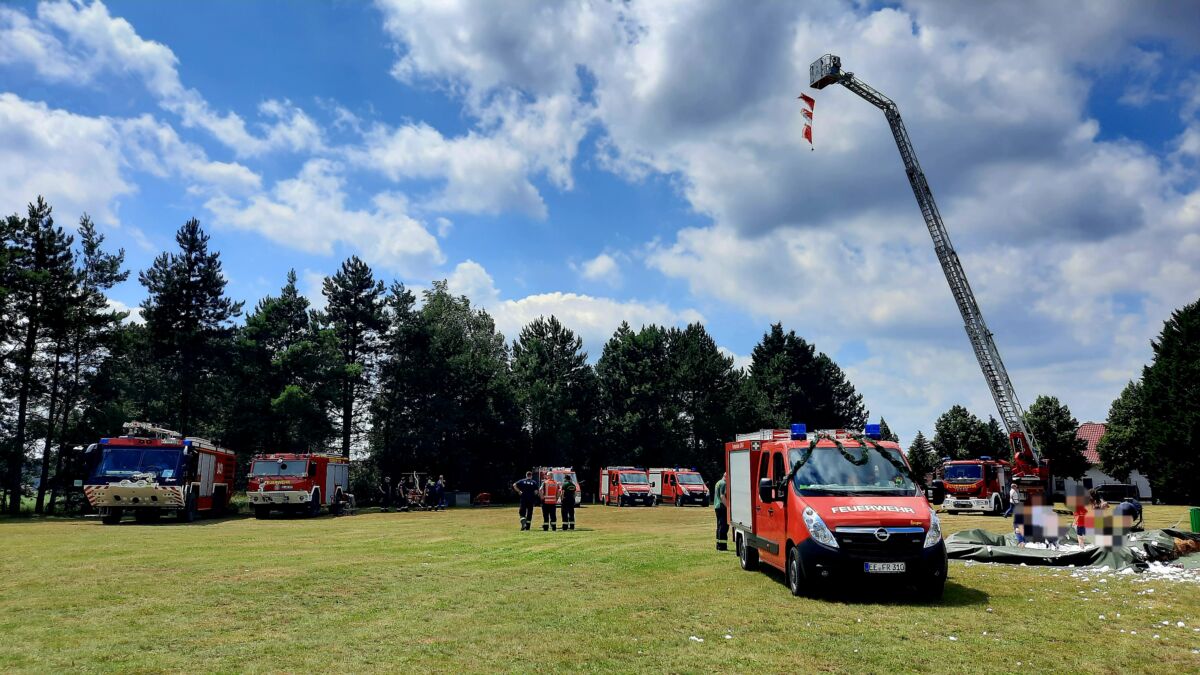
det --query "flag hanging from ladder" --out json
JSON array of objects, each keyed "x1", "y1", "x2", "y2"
[{"x1": 799, "y1": 93, "x2": 815, "y2": 150}]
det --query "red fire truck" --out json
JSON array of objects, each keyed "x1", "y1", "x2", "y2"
[
  {"x1": 83, "y1": 422, "x2": 236, "y2": 525},
  {"x1": 535, "y1": 466, "x2": 582, "y2": 505},
  {"x1": 936, "y1": 456, "x2": 1011, "y2": 515},
  {"x1": 726, "y1": 424, "x2": 947, "y2": 599},
  {"x1": 247, "y1": 452, "x2": 350, "y2": 518},
  {"x1": 649, "y1": 468, "x2": 710, "y2": 506},
  {"x1": 599, "y1": 466, "x2": 655, "y2": 506}
]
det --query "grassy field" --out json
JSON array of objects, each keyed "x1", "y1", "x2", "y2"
[{"x1": 1, "y1": 505, "x2": 1197, "y2": 673}]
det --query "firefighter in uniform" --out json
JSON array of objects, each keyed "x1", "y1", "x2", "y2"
[
  {"x1": 379, "y1": 476, "x2": 395, "y2": 512},
  {"x1": 714, "y1": 471, "x2": 729, "y2": 551},
  {"x1": 559, "y1": 475, "x2": 577, "y2": 531},
  {"x1": 538, "y1": 474, "x2": 559, "y2": 531},
  {"x1": 512, "y1": 472, "x2": 539, "y2": 531}
]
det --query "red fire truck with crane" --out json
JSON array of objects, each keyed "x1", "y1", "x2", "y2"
[
  {"x1": 726, "y1": 424, "x2": 947, "y2": 599},
  {"x1": 246, "y1": 452, "x2": 350, "y2": 518},
  {"x1": 83, "y1": 422, "x2": 236, "y2": 524},
  {"x1": 937, "y1": 457, "x2": 1011, "y2": 515},
  {"x1": 599, "y1": 466, "x2": 656, "y2": 506},
  {"x1": 808, "y1": 54, "x2": 1052, "y2": 503}
]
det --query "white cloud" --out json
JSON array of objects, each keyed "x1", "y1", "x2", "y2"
[
  {"x1": 446, "y1": 259, "x2": 500, "y2": 307},
  {"x1": 576, "y1": 252, "x2": 621, "y2": 286},
  {"x1": 205, "y1": 159, "x2": 444, "y2": 275},
  {"x1": 0, "y1": 1, "x2": 321, "y2": 157},
  {"x1": 105, "y1": 298, "x2": 144, "y2": 324}
]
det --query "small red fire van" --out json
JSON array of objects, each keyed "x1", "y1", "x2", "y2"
[
  {"x1": 599, "y1": 466, "x2": 655, "y2": 506},
  {"x1": 649, "y1": 468, "x2": 710, "y2": 506}
]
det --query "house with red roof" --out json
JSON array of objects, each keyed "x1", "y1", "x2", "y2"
[{"x1": 1055, "y1": 422, "x2": 1153, "y2": 501}]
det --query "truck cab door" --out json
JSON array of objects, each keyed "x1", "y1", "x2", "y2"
[{"x1": 756, "y1": 450, "x2": 787, "y2": 569}]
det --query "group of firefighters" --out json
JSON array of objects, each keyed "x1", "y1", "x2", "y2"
[
  {"x1": 378, "y1": 474, "x2": 447, "y2": 512},
  {"x1": 512, "y1": 471, "x2": 578, "y2": 531}
]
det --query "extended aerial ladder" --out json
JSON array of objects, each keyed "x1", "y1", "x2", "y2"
[{"x1": 807, "y1": 54, "x2": 1050, "y2": 492}]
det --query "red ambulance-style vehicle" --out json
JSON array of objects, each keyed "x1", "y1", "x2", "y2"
[
  {"x1": 726, "y1": 424, "x2": 947, "y2": 599},
  {"x1": 247, "y1": 452, "x2": 350, "y2": 518},
  {"x1": 936, "y1": 456, "x2": 1011, "y2": 515},
  {"x1": 84, "y1": 422, "x2": 236, "y2": 525},
  {"x1": 649, "y1": 468, "x2": 710, "y2": 507},
  {"x1": 535, "y1": 466, "x2": 582, "y2": 505},
  {"x1": 599, "y1": 466, "x2": 656, "y2": 506}
]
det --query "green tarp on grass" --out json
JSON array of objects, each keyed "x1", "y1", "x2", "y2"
[{"x1": 945, "y1": 528, "x2": 1200, "y2": 571}]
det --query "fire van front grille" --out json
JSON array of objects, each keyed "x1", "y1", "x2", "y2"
[{"x1": 835, "y1": 529, "x2": 925, "y2": 560}]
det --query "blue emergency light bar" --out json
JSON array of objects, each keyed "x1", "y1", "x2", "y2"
[
  {"x1": 864, "y1": 423, "x2": 882, "y2": 440},
  {"x1": 791, "y1": 423, "x2": 807, "y2": 440}
]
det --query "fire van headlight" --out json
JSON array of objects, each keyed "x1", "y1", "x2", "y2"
[
  {"x1": 803, "y1": 507, "x2": 839, "y2": 549},
  {"x1": 924, "y1": 510, "x2": 943, "y2": 548}
]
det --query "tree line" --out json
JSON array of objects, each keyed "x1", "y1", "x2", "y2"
[{"x1": 0, "y1": 199, "x2": 869, "y2": 514}]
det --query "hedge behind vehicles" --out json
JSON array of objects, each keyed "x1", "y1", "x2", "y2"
[
  {"x1": 247, "y1": 452, "x2": 349, "y2": 518},
  {"x1": 84, "y1": 422, "x2": 235, "y2": 524},
  {"x1": 726, "y1": 425, "x2": 947, "y2": 600},
  {"x1": 649, "y1": 468, "x2": 709, "y2": 506},
  {"x1": 936, "y1": 457, "x2": 1010, "y2": 515},
  {"x1": 599, "y1": 466, "x2": 655, "y2": 506}
]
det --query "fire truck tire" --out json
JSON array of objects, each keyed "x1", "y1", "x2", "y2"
[
  {"x1": 177, "y1": 491, "x2": 197, "y2": 523},
  {"x1": 917, "y1": 573, "x2": 946, "y2": 602},
  {"x1": 786, "y1": 545, "x2": 806, "y2": 597},
  {"x1": 254, "y1": 505, "x2": 270, "y2": 519},
  {"x1": 700, "y1": 498, "x2": 709, "y2": 508},
  {"x1": 101, "y1": 508, "x2": 123, "y2": 525},
  {"x1": 737, "y1": 534, "x2": 758, "y2": 571},
  {"x1": 307, "y1": 490, "x2": 321, "y2": 517},
  {"x1": 990, "y1": 495, "x2": 1003, "y2": 515}
]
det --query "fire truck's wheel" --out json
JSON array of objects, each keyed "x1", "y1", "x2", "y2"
[
  {"x1": 786, "y1": 545, "x2": 805, "y2": 597},
  {"x1": 254, "y1": 505, "x2": 270, "y2": 520},
  {"x1": 307, "y1": 490, "x2": 321, "y2": 517},
  {"x1": 101, "y1": 508, "x2": 123, "y2": 525},
  {"x1": 737, "y1": 534, "x2": 758, "y2": 571},
  {"x1": 701, "y1": 498, "x2": 709, "y2": 508},
  {"x1": 917, "y1": 570, "x2": 946, "y2": 602},
  {"x1": 177, "y1": 492, "x2": 197, "y2": 523}
]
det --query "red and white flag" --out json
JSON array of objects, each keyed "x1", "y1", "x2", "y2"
[{"x1": 798, "y1": 93, "x2": 815, "y2": 149}]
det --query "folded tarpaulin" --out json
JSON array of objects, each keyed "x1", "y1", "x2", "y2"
[{"x1": 945, "y1": 528, "x2": 1200, "y2": 571}]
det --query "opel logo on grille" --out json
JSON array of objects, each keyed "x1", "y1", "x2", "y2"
[{"x1": 874, "y1": 528, "x2": 890, "y2": 542}]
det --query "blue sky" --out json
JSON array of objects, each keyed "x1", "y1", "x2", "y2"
[{"x1": 3, "y1": 1, "x2": 1199, "y2": 446}]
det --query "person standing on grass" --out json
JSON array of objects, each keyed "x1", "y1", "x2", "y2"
[
  {"x1": 559, "y1": 474, "x2": 577, "y2": 531},
  {"x1": 434, "y1": 475, "x2": 447, "y2": 511},
  {"x1": 379, "y1": 476, "x2": 395, "y2": 513},
  {"x1": 513, "y1": 471, "x2": 539, "y2": 531},
  {"x1": 538, "y1": 473, "x2": 559, "y2": 531},
  {"x1": 714, "y1": 471, "x2": 729, "y2": 551},
  {"x1": 1003, "y1": 483, "x2": 1018, "y2": 518}
]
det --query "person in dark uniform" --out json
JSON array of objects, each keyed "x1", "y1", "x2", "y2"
[
  {"x1": 512, "y1": 471, "x2": 538, "y2": 531},
  {"x1": 714, "y1": 471, "x2": 728, "y2": 551},
  {"x1": 559, "y1": 474, "x2": 578, "y2": 531},
  {"x1": 379, "y1": 476, "x2": 395, "y2": 512},
  {"x1": 434, "y1": 475, "x2": 447, "y2": 511},
  {"x1": 538, "y1": 474, "x2": 559, "y2": 531}
]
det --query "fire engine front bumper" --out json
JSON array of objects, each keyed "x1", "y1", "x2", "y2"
[
  {"x1": 84, "y1": 484, "x2": 185, "y2": 509},
  {"x1": 943, "y1": 497, "x2": 993, "y2": 511},
  {"x1": 795, "y1": 538, "x2": 947, "y2": 587},
  {"x1": 677, "y1": 491, "x2": 709, "y2": 505},
  {"x1": 248, "y1": 490, "x2": 313, "y2": 506},
  {"x1": 622, "y1": 492, "x2": 655, "y2": 505}
]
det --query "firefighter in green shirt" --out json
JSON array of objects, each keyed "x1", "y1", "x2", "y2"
[
  {"x1": 559, "y1": 475, "x2": 578, "y2": 531},
  {"x1": 714, "y1": 471, "x2": 729, "y2": 551}
]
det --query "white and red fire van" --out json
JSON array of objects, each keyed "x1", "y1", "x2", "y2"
[
  {"x1": 649, "y1": 468, "x2": 710, "y2": 506},
  {"x1": 599, "y1": 466, "x2": 655, "y2": 506},
  {"x1": 535, "y1": 466, "x2": 582, "y2": 505},
  {"x1": 726, "y1": 424, "x2": 947, "y2": 599},
  {"x1": 84, "y1": 422, "x2": 236, "y2": 524},
  {"x1": 247, "y1": 452, "x2": 350, "y2": 518}
]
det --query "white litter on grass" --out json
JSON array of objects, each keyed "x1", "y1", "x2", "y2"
[
  {"x1": 948, "y1": 636, "x2": 958, "y2": 641},
  {"x1": 1099, "y1": 615, "x2": 1106, "y2": 620},
  {"x1": 689, "y1": 636, "x2": 704, "y2": 643},
  {"x1": 724, "y1": 635, "x2": 732, "y2": 640},
  {"x1": 1177, "y1": 621, "x2": 1185, "y2": 627}
]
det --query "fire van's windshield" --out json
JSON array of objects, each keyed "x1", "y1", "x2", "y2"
[
  {"x1": 91, "y1": 447, "x2": 184, "y2": 480},
  {"x1": 619, "y1": 473, "x2": 648, "y2": 484},
  {"x1": 788, "y1": 446, "x2": 917, "y2": 497},
  {"x1": 677, "y1": 473, "x2": 704, "y2": 485},
  {"x1": 943, "y1": 464, "x2": 983, "y2": 483},
  {"x1": 250, "y1": 460, "x2": 309, "y2": 477}
]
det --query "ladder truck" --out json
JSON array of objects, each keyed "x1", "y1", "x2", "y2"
[{"x1": 807, "y1": 54, "x2": 1051, "y2": 499}]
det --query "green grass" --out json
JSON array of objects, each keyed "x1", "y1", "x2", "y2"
[{"x1": 1, "y1": 505, "x2": 1197, "y2": 673}]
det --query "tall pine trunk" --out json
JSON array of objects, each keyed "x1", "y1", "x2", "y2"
[
  {"x1": 341, "y1": 375, "x2": 352, "y2": 458},
  {"x1": 8, "y1": 313, "x2": 39, "y2": 515},
  {"x1": 48, "y1": 337, "x2": 82, "y2": 514},
  {"x1": 35, "y1": 347, "x2": 64, "y2": 513}
]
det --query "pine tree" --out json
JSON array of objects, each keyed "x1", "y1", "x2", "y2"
[
  {"x1": 1096, "y1": 380, "x2": 1142, "y2": 483},
  {"x1": 878, "y1": 418, "x2": 900, "y2": 443},
  {"x1": 747, "y1": 324, "x2": 866, "y2": 429},
  {"x1": 139, "y1": 218, "x2": 242, "y2": 437},
  {"x1": 667, "y1": 323, "x2": 739, "y2": 476},
  {"x1": 1024, "y1": 395, "x2": 1089, "y2": 480},
  {"x1": 1138, "y1": 299, "x2": 1200, "y2": 503},
  {"x1": 2, "y1": 198, "x2": 77, "y2": 515},
  {"x1": 320, "y1": 257, "x2": 385, "y2": 458},
  {"x1": 595, "y1": 323, "x2": 677, "y2": 468},
  {"x1": 906, "y1": 431, "x2": 937, "y2": 488},
  {"x1": 511, "y1": 316, "x2": 598, "y2": 470},
  {"x1": 370, "y1": 282, "x2": 434, "y2": 478}
]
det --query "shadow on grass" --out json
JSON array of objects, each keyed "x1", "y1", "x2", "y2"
[{"x1": 759, "y1": 565, "x2": 989, "y2": 607}]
